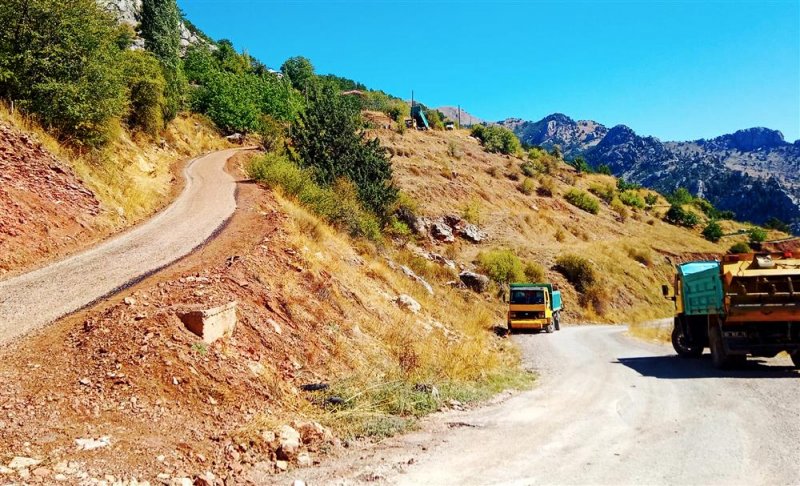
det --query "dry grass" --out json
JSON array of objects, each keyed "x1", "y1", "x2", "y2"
[{"x1": 263, "y1": 195, "x2": 534, "y2": 438}]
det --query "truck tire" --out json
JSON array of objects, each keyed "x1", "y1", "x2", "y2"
[
  {"x1": 545, "y1": 322, "x2": 555, "y2": 334},
  {"x1": 506, "y1": 322, "x2": 513, "y2": 335},
  {"x1": 671, "y1": 325, "x2": 703, "y2": 358},
  {"x1": 709, "y1": 318, "x2": 744, "y2": 369}
]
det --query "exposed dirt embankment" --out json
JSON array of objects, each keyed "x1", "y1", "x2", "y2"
[
  {"x1": 0, "y1": 110, "x2": 230, "y2": 278},
  {"x1": 0, "y1": 123, "x2": 101, "y2": 275},
  {"x1": 0, "y1": 153, "x2": 524, "y2": 483}
]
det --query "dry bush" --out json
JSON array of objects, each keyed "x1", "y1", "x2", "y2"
[
  {"x1": 589, "y1": 183, "x2": 616, "y2": 203},
  {"x1": 461, "y1": 200, "x2": 483, "y2": 224},
  {"x1": 486, "y1": 166, "x2": 499, "y2": 178},
  {"x1": 524, "y1": 261, "x2": 545, "y2": 282},
  {"x1": 581, "y1": 284, "x2": 609, "y2": 316},
  {"x1": 554, "y1": 228, "x2": 566, "y2": 242},
  {"x1": 537, "y1": 176, "x2": 556, "y2": 197},
  {"x1": 626, "y1": 245, "x2": 653, "y2": 267},
  {"x1": 611, "y1": 198, "x2": 629, "y2": 221},
  {"x1": 519, "y1": 177, "x2": 535, "y2": 195},
  {"x1": 555, "y1": 254, "x2": 597, "y2": 292}
]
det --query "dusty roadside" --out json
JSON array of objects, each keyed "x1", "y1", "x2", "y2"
[{"x1": 285, "y1": 326, "x2": 800, "y2": 486}]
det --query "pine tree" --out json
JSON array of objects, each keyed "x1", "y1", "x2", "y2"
[{"x1": 139, "y1": 0, "x2": 184, "y2": 121}]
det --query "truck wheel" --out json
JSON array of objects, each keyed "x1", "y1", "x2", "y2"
[
  {"x1": 545, "y1": 322, "x2": 555, "y2": 334},
  {"x1": 709, "y1": 319, "x2": 734, "y2": 369},
  {"x1": 506, "y1": 323, "x2": 513, "y2": 335},
  {"x1": 671, "y1": 325, "x2": 703, "y2": 358}
]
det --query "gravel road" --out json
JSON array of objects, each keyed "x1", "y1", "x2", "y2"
[
  {"x1": 0, "y1": 148, "x2": 240, "y2": 344},
  {"x1": 296, "y1": 326, "x2": 800, "y2": 485}
]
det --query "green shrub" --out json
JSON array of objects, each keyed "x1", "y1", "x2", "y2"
[
  {"x1": 664, "y1": 204, "x2": 698, "y2": 227},
  {"x1": 702, "y1": 221, "x2": 723, "y2": 242},
  {"x1": 589, "y1": 183, "x2": 616, "y2": 203},
  {"x1": 521, "y1": 160, "x2": 544, "y2": 177},
  {"x1": 477, "y1": 250, "x2": 525, "y2": 285},
  {"x1": 461, "y1": 200, "x2": 482, "y2": 225},
  {"x1": 564, "y1": 189, "x2": 600, "y2": 214},
  {"x1": 571, "y1": 156, "x2": 592, "y2": 174},
  {"x1": 555, "y1": 254, "x2": 597, "y2": 292},
  {"x1": 644, "y1": 193, "x2": 659, "y2": 207},
  {"x1": 617, "y1": 178, "x2": 641, "y2": 191},
  {"x1": 248, "y1": 154, "x2": 381, "y2": 240},
  {"x1": 519, "y1": 178, "x2": 536, "y2": 195},
  {"x1": 729, "y1": 242, "x2": 752, "y2": 254},
  {"x1": 596, "y1": 164, "x2": 612, "y2": 175},
  {"x1": 470, "y1": 124, "x2": 521, "y2": 155},
  {"x1": 619, "y1": 190, "x2": 646, "y2": 209},
  {"x1": 748, "y1": 227, "x2": 767, "y2": 244}
]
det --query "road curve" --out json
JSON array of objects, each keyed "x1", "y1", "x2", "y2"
[
  {"x1": 298, "y1": 326, "x2": 800, "y2": 485},
  {"x1": 0, "y1": 148, "x2": 240, "y2": 344}
]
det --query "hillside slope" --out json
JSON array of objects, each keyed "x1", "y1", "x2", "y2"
[
  {"x1": 372, "y1": 112, "x2": 766, "y2": 323},
  {"x1": 499, "y1": 114, "x2": 800, "y2": 232}
]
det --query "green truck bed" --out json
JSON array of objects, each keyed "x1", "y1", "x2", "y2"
[{"x1": 678, "y1": 261, "x2": 723, "y2": 315}]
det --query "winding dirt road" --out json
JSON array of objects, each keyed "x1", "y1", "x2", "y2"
[
  {"x1": 296, "y1": 326, "x2": 800, "y2": 485},
  {"x1": 0, "y1": 148, "x2": 240, "y2": 344}
]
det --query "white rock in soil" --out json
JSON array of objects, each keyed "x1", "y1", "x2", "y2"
[
  {"x1": 394, "y1": 294, "x2": 421, "y2": 314},
  {"x1": 8, "y1": 457, "x2": 41, "y2": 469},
  {"x1": 277, "y1": 425, "x2": 301, "y2": 459},
  {"x1": 75, "y1": 436, "x2": 111, "y2": 451}
]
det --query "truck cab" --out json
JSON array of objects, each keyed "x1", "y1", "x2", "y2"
[{"x1": 508, "y1": 283, "x2": 562, "y2": 334}]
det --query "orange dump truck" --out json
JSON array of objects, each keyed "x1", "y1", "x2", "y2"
[{"x1": 664, "y1": 251, "x2": 800, "y2": 369}]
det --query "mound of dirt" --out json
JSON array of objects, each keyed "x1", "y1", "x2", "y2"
[{"x1": 0, "y1": 123, "x2": 100, "y2": 275}]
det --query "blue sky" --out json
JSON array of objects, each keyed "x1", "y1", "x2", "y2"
[{"x1": 179, "y1": 0, "x2": 800, "y2": 142}]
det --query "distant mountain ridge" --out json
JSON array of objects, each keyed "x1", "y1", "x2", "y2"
[{"x1": 498, "y1": 114, "x2": 800, "y2": 232}]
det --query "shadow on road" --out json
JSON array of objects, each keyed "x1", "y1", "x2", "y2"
[{"x1": 616, "y1": 355, "x2": 799, "y2": 379}]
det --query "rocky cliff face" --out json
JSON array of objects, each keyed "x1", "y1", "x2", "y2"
[
  {"x1": 501, "y1": 113, "x2": 800, "y2": 232},
  {"x1": 97, "y1": 0, "x2": 207, "y2": 51},
  {"x1": 499, "y1": 113, "x2": 607, "y2": 157}
]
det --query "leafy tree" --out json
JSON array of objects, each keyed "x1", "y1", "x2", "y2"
[
  {"x1": 281, "y1": 56, "x2": 315, "y2": 92},
  {"x1": 122, "y1": 50, "x2": 166, "y2": 137},
  {"x1": 595, "y1": 164, "x2": 612, "y2": 175},
  {"x1": 664, "y1": 204, "x2": 698, "y2": 227},
  {"x1": 424, "y1": 108, "x2": 444, "y2": 130},
  {"x1": 702, "y1": 220, "x2": 723, "y2": 243},
  {"x1": 0, "y1": 0, "x2": 127, "y2": 146},
  {"x1": 292, "y1": 80, "x2": 397, "y2": 219},
  {"x1": 572, "y1": 156, "x2": 592, "y2": 174},
  {"x1": 668, "y1": 187, "x2": 694, "y2": 205},
  {"x1": 617, "y1": 178, "x2": 641, "y2": 191},
  {"x1": 140, "y1": 0, "x2": 184, "y2": 121}
]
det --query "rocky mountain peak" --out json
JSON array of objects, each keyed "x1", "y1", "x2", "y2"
[{"x1": 712, "y1": 127, "x2": 786, "y2": 152}]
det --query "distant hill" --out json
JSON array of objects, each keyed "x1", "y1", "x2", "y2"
[
  {"x1": 499, "y1": 114, "x2": 800, "y2": 232},
  {"x1": 437, "y1": 106, "x2": 485, "y2": 127}
]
